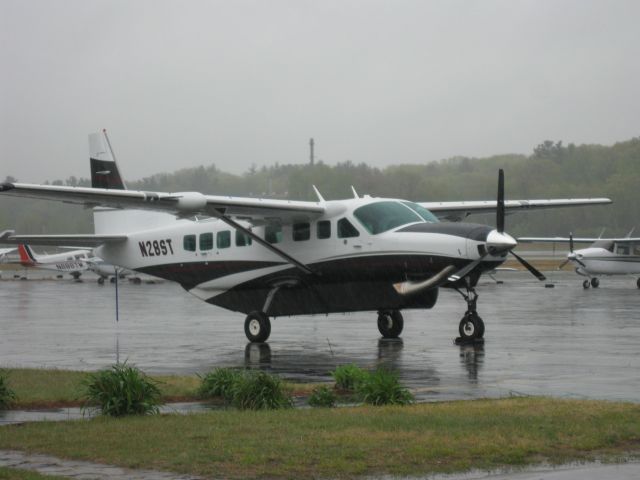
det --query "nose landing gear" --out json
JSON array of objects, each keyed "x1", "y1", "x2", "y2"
[{"x1": 455, "y1": 285, "x2": 485, "y2": 344}]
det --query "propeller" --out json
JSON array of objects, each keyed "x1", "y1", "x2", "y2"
[
  {"x1": 558, "y1": 232, "x2": 586, "y2": 269},
  {"x1": 446, "y1": 168, "x2": 546, "y2": 283}
]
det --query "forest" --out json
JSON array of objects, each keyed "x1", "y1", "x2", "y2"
[{"x1": 1, "y1": 137, "x2": 638, "y2": 238}]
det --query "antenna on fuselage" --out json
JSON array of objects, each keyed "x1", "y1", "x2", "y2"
[
  {"x1": 312, "y1": 185, "x2": 325, "y2": 203},
  {"x1": 626, "y1": 227, "x2": 635, "y2": 238},
  {"x1": 350, "y1": 186, "x2": 359, "y2": 199}
]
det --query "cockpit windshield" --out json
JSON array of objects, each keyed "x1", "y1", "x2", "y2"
[
  {"x1": 353, "y1": 201, "x2": 438, "y2": 235},
  {"x1": 401, "y1": 202, "x2": 440, "y2": 223}
]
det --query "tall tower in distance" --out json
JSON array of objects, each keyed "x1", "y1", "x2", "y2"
[{"x1": 309, "y1": 138, "x2": 315, "y2": 166}]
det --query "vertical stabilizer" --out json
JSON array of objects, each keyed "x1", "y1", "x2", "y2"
[
  {"x1": 89, "y1": 130, "x2": 176, "y2": 234},
  {"x1": 90, "y1": 129, "x2": 126, "y2": 189},
  {"x1": 18, "y1": 245, "x2": 37, "y2": 266}
]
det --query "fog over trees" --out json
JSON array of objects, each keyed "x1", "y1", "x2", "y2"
[{"x1": 2, "y1": 137, "x2": 638, "y2": 238}]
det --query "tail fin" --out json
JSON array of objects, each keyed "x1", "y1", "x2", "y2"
[
  {"x1": 89, "y1": 129, "x2": 176, "y2": 234},
  {"x1": 90, "y1": 129, "x2": 126, "y2": 190},
  {"x1": 18, "y1": 244, "x2": 37, "y2": 266}
]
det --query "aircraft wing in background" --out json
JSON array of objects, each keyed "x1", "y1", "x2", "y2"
[{"x1": 421, "y1": 198, "x2": 612, "y2": 221}]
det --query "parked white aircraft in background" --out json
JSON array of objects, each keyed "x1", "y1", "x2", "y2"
[
  {"x1": 17, "y1": 244, "x2": 92, "y2": 279},
  {"x1": 0, "y1": 131, "x2": 612, "y2": 344},
  {"x1": 0, "y1": 247, "x2": 17, "y2": 262},
  {"x1": 519, "y1": 233, "x2": 640, "y2": 289}
]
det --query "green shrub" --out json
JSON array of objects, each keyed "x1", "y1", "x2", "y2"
[
  {"x1": 331, "y1": 364, "x2": 367, "y2": 391},
  {"x1": 198, "y1": 368, "x2": 243, "y2": 402},
  {"x1": 0, "y1": 370, "x2": 16, "y2": 409},
  {"x1": 231, "y1": 371, "x2": 293, "y2": 410},
  {"x1": 308, "y1": 385, "x2": 336, "y2": 408},
  {"x1": 357, "y1": 368, "x2": 414, "y2": 406},
  {"x1": 82, "y1": 363, "x2": 163, "y2": 417}
]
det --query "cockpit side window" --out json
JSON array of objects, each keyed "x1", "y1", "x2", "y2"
[
  {"x1": 353, "y1": 201, "x2": 423, "y2": 235},
  {"x1": 337, "y1": 218, "x2": 360, "y2": 238}
]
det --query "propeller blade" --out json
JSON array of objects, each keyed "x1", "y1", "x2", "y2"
[
  {"x1": 497, "y1": 169, "x2": 505, "y2": 233},
  {"x1": 558, "y1": 259, "x2": 570, "y2": 270},
  {"x1": 510, "y1": 250, "x2": 546, "y2": 281},
  {"x1": 569, "y1": 232, "x2": 574, "y2": 253}
]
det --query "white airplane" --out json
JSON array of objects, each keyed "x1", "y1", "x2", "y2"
[
  {"x1": 17, "y1": 244, "x2": 91, "y2": 279},
  {"x1": 17, "y1": 243, "x2": 134, "y2": 284},
  {"x1": 0, "y1": 131, "x2": 612, "y2": 343},
  {"x1": 519, "y1": 233, "x2": 640, "y2": 289},
  {"x1": 0, "y1": 247, "x2": 17, "y2": 262}
]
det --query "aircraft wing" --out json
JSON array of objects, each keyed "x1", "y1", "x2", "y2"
[
  {"x1": 420, "y1": 198, "x2": 612, "y2": 221},
  {"x1": 0, "y1": 230, "x2": 127, "y2": 247},
  {"x1": 0, "y1": 182, "x2": 324, "y2": 224},
  {"x1": 519, "y1": 236, "x2": 640, "y2": 244},
  {"x1": 0, "y1": 247, "x2": 17, "y2": 256}
]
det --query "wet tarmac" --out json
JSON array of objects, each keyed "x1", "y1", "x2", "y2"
[{"x1": 1, "y1": 270, "x2": 640, "y2": 403}]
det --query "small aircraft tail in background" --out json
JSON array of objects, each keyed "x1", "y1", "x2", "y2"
[{"x1": 17, "y1": 244, "x2": 37, "y2": 266}]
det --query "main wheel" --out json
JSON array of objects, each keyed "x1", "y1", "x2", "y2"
[
  {"x1": 377, "y1": 310, "x2": 404, "y2": 338},
  {"x1": 591, "y1": 277, "x2": 600, "y2": 288},
  {"x1": 244, "y1": 311, "x2": 271, "y2": 343},
  {"x1": 97, "y1": 276, "x2": 105, "y2": 285},
  {"x1": 459, "y1": 313, "x2": 482, "y2": 341},
  {"x1": 583, "y1": 279, "x2": 590, "y2": 289},
  {"x1": 637, "y1": 278, "x2": 640, "y2": 289}
]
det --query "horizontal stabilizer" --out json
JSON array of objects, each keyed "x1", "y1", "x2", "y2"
[{"x1": 0, "y1": 230, "x2": 127, "y2": 247}]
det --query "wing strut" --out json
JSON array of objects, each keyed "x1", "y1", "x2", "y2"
[{"x1": 216, "y1": 215, "x2": 315, "y2": 275}]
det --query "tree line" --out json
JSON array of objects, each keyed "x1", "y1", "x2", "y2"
[{"x1": 1, "y1": 137, "x2": 638, "y2": 237}]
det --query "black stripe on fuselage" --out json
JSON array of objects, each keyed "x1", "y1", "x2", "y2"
[
  {"x1": 137, "y1": 260, "x2": 286, "y2": 290},
  {"x1": 159, "y1": 253, "x2": 503, "y2": 316}
]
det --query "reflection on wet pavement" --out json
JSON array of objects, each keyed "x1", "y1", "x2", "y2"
[{"x1": 2, "y1": 271, "x2": 640, "y2": 402}]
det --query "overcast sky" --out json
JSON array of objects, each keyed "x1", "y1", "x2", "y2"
[{"x1": 1, "y1": 0, "x2": 639, "y2": 183}]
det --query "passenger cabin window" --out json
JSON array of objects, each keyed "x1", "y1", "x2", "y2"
[
  {"x1": 616, "y1": 245, "x2": 630, "y2": 255},
  {"x1": 265, "y1": 224, "x2": 283, "y2": 244},
  {"x1": 337, "y1": 218, "x2": 360, "y2": 238},
  {"x1": 317, "y1": 220, "x2": 331, "y2": 239},
  {"x1": 217, "y1": 231, "x2": 231, "y2": 249},
  {"x1": 183, "y1": 234, "x2": 196, "y2": 252},
  {"x1": 199, "y1": 233, "x2": 213, "y2": 251},
  {"x1": 236, "y1": 230, "x2": 252, "y2": 247},
  {"x1": 353, "y1": 201, "x2": 423, "y2": 235},
  {"x1": 293, "y1": 222, "x2": 311, "y2": 241}
]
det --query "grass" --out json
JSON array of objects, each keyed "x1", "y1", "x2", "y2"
[
  {"x1": 82, "y1": 364, "x2": 162, "y2": 416},
  {"x1": 0, "y1": 398, "x2": 639, "y2": 479},
  {"x1": 2, "y1": 368, "x2": 316, "y2": 409},
  {"x1": 0, "y1": 468, "x2": 68, "y2": 480},
  {"x1": 0, "y1": 371, "x2": 17, "y2": 409},
  {"x1": 3, "y1": 368, "x2": 201, "y2": 409}
]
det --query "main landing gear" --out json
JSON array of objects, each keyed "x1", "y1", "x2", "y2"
[
  {"x1": 244, "y1": 311, "x2": 271, "y2": 343},
  {"x1": 377, "y1": 310, "x2": 404, "y2": 338},
  {"x1": 583, "y1": 277, "x2": 600, "y2": 289},
  {"x1": 455, "y1": 285, "x2": 485, "y2": 344}
]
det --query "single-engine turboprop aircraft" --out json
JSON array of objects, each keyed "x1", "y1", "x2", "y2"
[
  {"x1": 0, "y1": 131, "x2": 612, "y2": 343},
  {"x1": 519, "y1": 233, "x2": 640, "y2": 289}
]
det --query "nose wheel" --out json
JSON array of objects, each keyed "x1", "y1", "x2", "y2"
[{"x1": 455, "y1": 285, "x2": 485, "y2": 343}]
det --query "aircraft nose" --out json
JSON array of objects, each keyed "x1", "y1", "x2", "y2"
[{"x1": 485, "y1": 229, "x2": 517, "y2": 255}]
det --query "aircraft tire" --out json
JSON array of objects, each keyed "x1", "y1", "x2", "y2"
[
  {"x1": 637, "y1": 278, "x2": 640, "y2": 289},
  {"x1": 97, "y1": 277, "x2": 105, "y2": 285},
  {"x1": 244, "y1": 311, "x2": 271, "y2": 343},
  {"x1": 591, "y1": 278, "x2": 600, "y2": 288},
  {"x1": 583, "y1": 279, "x2": 590, "y2": 289},
  {"x1": 458, "y1": 313, "x2": 482, "y2": 341},
  {"x1": 377, "y1": 310, "x2": 404, "y2": 338}
]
